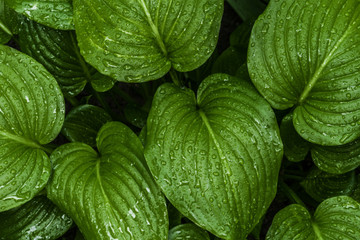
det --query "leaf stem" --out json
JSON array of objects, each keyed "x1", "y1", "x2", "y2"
[
  {"x1": 0, "y1": 19, "x2": 12, "y2": 36},
  {"x1": 169, "y1": 69, "x2": 180, "y2": 87},
  {"x1": 279, "y1": 180, "x2": 306, "y2": 207}
]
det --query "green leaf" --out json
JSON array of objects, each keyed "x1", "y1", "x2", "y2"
[
  {"x1": 145, "y1": 73, "x2": 283, "y2": 239},
  {"x1": 62, "y1": 104, "x2": 112, "y2": 147},
  {"x1": 248, "y1": 0, "x2": 360, "y2": 146},
  {"x1": 0, "y1": 45, "x2": 65, "y2": 211},
  {"x1": 280, "y1": 113, "x2": 310, "y2": 162},
  {"x1": 73, "y1": 0, "x2": 224, "y2": 82},
  {"x1": 0, "y1": 0, "x2": 19, "y2": 44},
  {"x1": 5, "y1": 0, "x2": 74, "y2": 30},
  {"x1": 124, "y1": 104, "x2": 148, "y2": 129},
  {"x1": 301, "y1": 167, "x2": 357, "y2": 202},
  {"x1": 312, "y1": 138, "x2": 360, "y2": 174},
  {"x1": 266, "y1": 196, "x2": 360, "y2": 239},
  {"x1": 18, "y1": 18, "x2": 95, "y2": 96},
  {"x1": 226, "y1": 0, "x2": 266, "y2": 21},
  {"x1": 211, "y1": 47, "x2": 246, "y2": 76},
  {"x1": 168, "y1": 224, "x2": 210, "y2": 240},
  {"x1": 90, "y1": 72, "x2": 116, "y2": 93},
  {"x1": 0, "y1": 195, "x2": 72, "y2": 240},
  {"x1": 47, "y1": 121, "x2": 168, "y2": 240}
]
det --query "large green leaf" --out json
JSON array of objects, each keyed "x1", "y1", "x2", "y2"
[
  {"x1": 47, "y1": 121, "x2": 168, "y2": 240},
  {"x1": 73, "y1": 0, "x2": 224, "y2": 82},
  {"x1": 266, "y1": 196, "x2": 360, "y2": 239},
  {"x1": 18, "y1": 18, "x2": 114, "y2": 96},
  {"x1": 248, "y1": 0, "x2": 360, "y2": 146},
  {"x1": 301, "y1": 168, "x2": 357, "y2": 202},
  {"x1": 145, "y1": 74, "x2": 283, "y2": 239},
  {"x1": 5, "y1": 0, "x2": 74, "y2": 30},
  {"x1": 168, "y1": 224, "x2": 210, "y2": 240},
  {"x1": 62, "y1": 104, "x2": 112, "y2": 147},
  {"x1": 0, "y1": 195, "x2": 72, "y2": 240},
  {"x1": 0, "y1": 45, "x2": 65, "y2": 211}
]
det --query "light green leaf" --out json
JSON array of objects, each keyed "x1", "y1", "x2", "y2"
[
  {"x1": 0, "y1": 45, "x2": 65, "y2": 211},
  {"x1": 312, "y1": 138, "x2": 360, "y2": 174},
  {"x1": 18, "y1": 18, "x2": 95, "y2": 96},
  {"x1": 168, "y1": 224, "x2": 210, "y2": 240},
  {"x1": 301, "y1": 167, "x2": 357, "y2": 202},
  {"x1": 90, "y1": 72, "x2": 116, "y2": 92},
  {"x1": 266, "y1": 196, "x2": 360, "y2": 239},
  {"x1": 248, "y1": 0, "x2": 360, "y2": 146},
  {"x1": 5, "y1": 0, "x2": 74, "y2": 30},
  {"x1": 280, "y1": 113, "x2": 310, "y2": 162},
  {"x1": 0, "y1": 195, "x2": 72, "y2": 240},
  {"x1": 145, "y1": 74, "x2": 283, "y2": 239},
  {"x1": 47, "y1": 122, "x2": 168, "y2": 240},
  {"x1": 62, "y1": 104, "x2": 112, "y2": 147},
  {"x1": 73, "y1": 0, "x2": 224, "y2": 82}
]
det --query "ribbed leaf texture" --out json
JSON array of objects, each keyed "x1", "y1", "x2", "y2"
[
  {"x1": 0, "y1": 45, "x2": 64, "y2": 211},
  {"x1": 266, "y1": 196, "x2": 360, "y2": 239},
  {"x1": 47, "y1": 122, "x2": 168, "y2": 240},
  {"x1": 248, "y1": 0, "x2": 360, "y2": 146},
  {"x1": 168, "y1": 224, "x2": 210, "y2": 240},
  {"x1": 73, "y1": 0, "x2": 223, "y2": 82},
  {"x1": 145, "y1": 74, "x2": 283, "y2": 239}
]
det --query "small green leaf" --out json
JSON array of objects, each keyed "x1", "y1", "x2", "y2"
[
  {"x1": 168, "y1": 224, "x2": 210, "y2": 240},
  {"x1": 5, "y1": 0, "x2": 74, "y2": 30},
  {"x1": 301, "y1": 167, "x2": 357, "y2": 202},
  {"x1": 62, "y1": 104, "x2": 112, "y2": 147},
  {"x1": 312, "y1": 138, "x2": 360, "y2": 174},
  {"x1": 0, "y1": 195, "x2": 72, "y2": 240},
  {"x1": 145, "y1": 74, "x2": 283, "y2": 239},
  {"x1": 90, "y1": 72, "x2": 116, "y2": 93},
  {"x1": 73, "y1": 0, "x2": 224, "y2": 82},
  {"x1": 266, "y1": 196, "x2": 360, "y2": 239},
  {"x1": 48, "y1": 122, "x2": 168, "y2": 240},
  {"x1": 0, "y1": 45, "x2": 65, "y2": 211},
  {"x1": 280, "y1": 113, "x2": 310, "y2": 162},
  {"x1": 212, "y1": 47, "x2": 246, "y2": 76},
  {"x1": 248, "y1": 0, "x2": 360, "y2": 146},
  {"x1": 18, "y1": 18, "x2": 95, "y2": 96}
]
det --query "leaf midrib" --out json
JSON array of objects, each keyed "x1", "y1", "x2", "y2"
[
  {"x1": 138, "y1": 0, "x2": 168, "y2": 56},
  {"x1": 311, "y1": 220, "x2": 324, "y2": 240},
  {"x1": 298, "y1": 20, "x2": 356, "y2": 104}
]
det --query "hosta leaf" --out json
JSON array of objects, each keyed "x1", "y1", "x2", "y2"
[
  {"x1": 62, "y1": 104, "x2": 112, "y2": 147},
  {"x1": 18, "y1": 18, "x2": 95, "y2": 96},
  {"x1": 0, "y1": 45, "x2": 64, "y2": 211},
  {"x1": 5, "y1": 0, "x2": 74, "y2": 30},
  {"x1": 248, "y1": 0, "x2": 360, "y2": 146},
  {"x1": 145, "y1": 74, "x2": 283, "y2": 239},
  {"x1": 47, "y1": 122, "x2": 168, "y2": 240},
  {"x1": 280, "y1": 113, "x2": 310, "y2": 162},
  {"x1": 0, "y1": 0, "x2": 19, "y2": 44},
  {"x1": 226, "y1": 0, "x2": 266, "y2": 21},
  {"x1": 0, "y1": 195, "x2": 72, "y2": 240},
  {"x1": 312, "y1": 138, "x2": 360, "y2": 174},
  {"x1": 90, "y1": 72, "x2": 116, "y2": 93},
  {"x1": 168, "y1": 224, "x2": 210, "y2": 240},
  {"x1": 301, "y1": 167, "x2": 357, "y2": 202},
  {"x1": 73, "y1": 0, "x2": 223, "y2": 82},
  {"x1": 266, "y1": 196, "x2": 360, "y2": 239}
]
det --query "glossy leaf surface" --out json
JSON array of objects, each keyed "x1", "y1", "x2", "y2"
[
  {"x1": 5, "y1": 0, "x2": 74, "y2": 30},
  {"x1": 301, "y1": 168, "x2": 357, "y2": 202},
  {"x1": 145, "y1": 74, "x2": 283, "y2": 239},
  {"x1": 73, "y1": 0, "x2": 223, "y2": 82},
  {"x1": 62, "y1": 104, "x2": 112, "y2": 147},
  {"x1": 48, "y1": 122, "x2": 168, "y2": 240},
  {"x1": 0, "y1": 45, "x2": 64, "y2": 211},
  {"x1": 0, "y1": 195, "x2": 72, "y2": 240},
  {"x1": 168, "y1": 224, "x2": 210, "y2": 240},
  {"x1": 248, "y1": 0, "x2": 360, "y2": 146},
  {"x1": 266, "y1": 196, "x2": 360, "y2": 239}
]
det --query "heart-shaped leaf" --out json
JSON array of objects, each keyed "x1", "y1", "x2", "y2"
[
  {"x1": 5, "y1": 0, "x2": 74, "y2": 30},
  {"x1": 62, "y1": 104, "x2": 112, "y2": 147},
  {"x1": 266, "y1": 196, "x2": 360, "y2": 239},
  {"x1": 0, "y1": 195, "x2": 72, "y2": 240},
  {"x1": 145, "y1": 74, "x2": 283, "y2": 239},
  {"x1": 168, "y1": 224, "x2": 210, "y2": 240},
  {"x1": 47, "y1": 121, "x2": 168, "y2": 240},
  {"x1": 18, "y1": 18, "x2": 106, "y2": 96},
  {"x1": 73, "y1": 0, "x2": 224, "y2": 82},
  {"x1": 301, "y1": 167, "x2": 357, "y2": 202},
  {"x1": 248, "y1": 0, "x2": 360, "y2": 146},
  {"x1": 0, "y1": 45, "x2": 65, "y2": 211}
]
